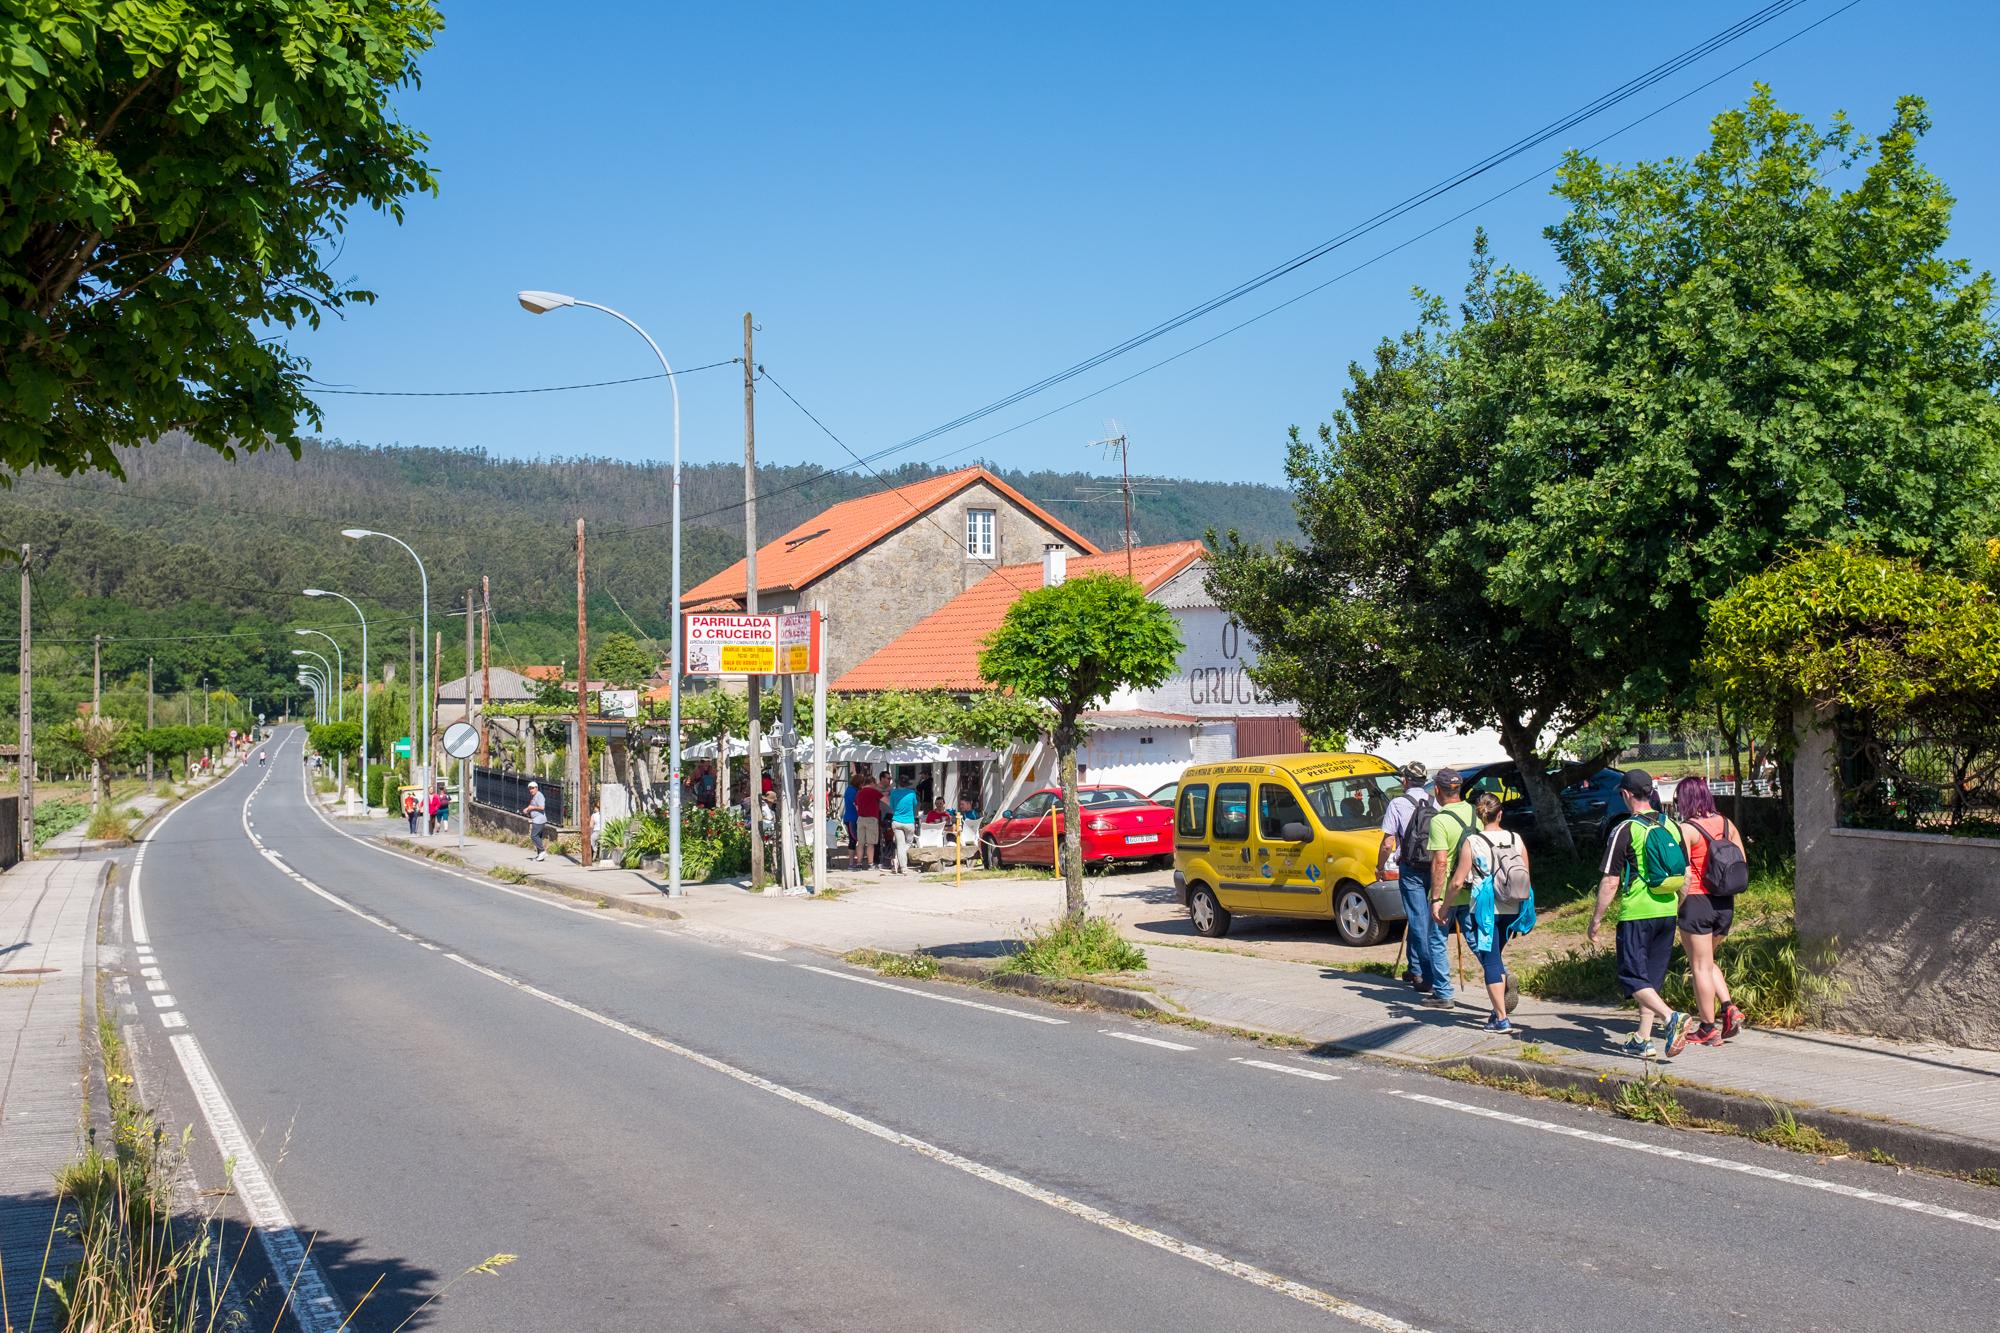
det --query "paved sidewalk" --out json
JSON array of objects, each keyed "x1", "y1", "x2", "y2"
[
  {"x1": 393, "y1": 823, "x2": 2000, "y2": 1151},
  {"x1": 0, "y1": 858, "x2": 109, "y2": 1330}
]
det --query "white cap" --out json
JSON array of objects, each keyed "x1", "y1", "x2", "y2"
[{"x1": 527, "y1": 780, "x2": 539, "y2": 788}]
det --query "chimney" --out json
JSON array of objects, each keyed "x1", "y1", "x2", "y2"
[{"x1": 1042, "y1": 543, "x2": 1068, "y2": 587}]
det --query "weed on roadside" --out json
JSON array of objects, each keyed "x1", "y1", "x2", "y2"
[
  {"x1": 1753, "y1": 1103, "x2": 1849, "y2": 1157},
  {"x1": 845, "y1": 949, "x2": 940, "y2": 979},
  {"x1": 1432, "y1": 1062, "x2": 1609, "y2": 1110},
  {"x1": 85, "y1": 809, "x2": 133, "y2": 842},
  {"x1": 812, "y1": 886, "x2": 850, "y2": 901},
  {"x1": 1614, "y1": 1079, "x2": 1693, "y2": 1127},
  {"x1": 1973, "y1": 1167, "x2": 2000, "y2": 1188},
  {"x1": 998, "y1": 915, "x2": 1147, "y2": 978},
  {"x1": 489, "y1": 865, "x2": 531, "y2": 885}
]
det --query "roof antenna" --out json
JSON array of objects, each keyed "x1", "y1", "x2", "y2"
[{"x1": 1086, "y1": 421, "x2": 1133, "y2": 579}]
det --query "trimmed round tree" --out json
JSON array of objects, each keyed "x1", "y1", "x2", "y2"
[{"x1": 979, "y1": 574, "x2": 1181, "y2": 920}]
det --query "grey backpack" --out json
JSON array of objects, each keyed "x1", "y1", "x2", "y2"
[{"x1": 1473, "y1": 830, "x2": 1531, "y2": 905}]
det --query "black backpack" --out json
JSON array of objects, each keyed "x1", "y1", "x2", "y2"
[
  {"x1": 1397, "y1": 795, "x2": 1437, "y2": 871},
  {"x1": 1694, "y1": 818, "x2": 1749, "y2": 901}
]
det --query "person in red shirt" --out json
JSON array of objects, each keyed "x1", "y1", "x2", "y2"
[
  {"x1": 1675, "y1": 774, "x2": 1747, "y2": 1046},
  {"x1": 923, "y1": 798, "x2": 950, "y2": 824},
  {"x1": 853, "y1": 773, "x2": 885, "y2": 869}
]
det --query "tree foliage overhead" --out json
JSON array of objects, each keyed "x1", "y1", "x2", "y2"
[
  {"x1": 0, "y1": 1, "x2": 442, "y2": 474},
  {"x1": 590, "y1": 632, "x2": 656, "y2": 690},
  {"x1": 1209, "y1": 90, "x2": 2000, "y2": 848}
]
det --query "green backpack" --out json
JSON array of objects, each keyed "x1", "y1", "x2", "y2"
[{"x1": 1629, "y1": 812, "x2": 1688, "y2": 899}]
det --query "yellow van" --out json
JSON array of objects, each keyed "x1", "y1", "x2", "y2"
[{"x1": 1171, "y1": 752, "x2": 1408, "y2": 946}]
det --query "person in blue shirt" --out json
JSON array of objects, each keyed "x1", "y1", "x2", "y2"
[
  {"x1": 842, "y1": 767, "x2": 869, "y2": 861},
  {"x1": 888, "y1": 772, "x2": 920, "y2": 874}
]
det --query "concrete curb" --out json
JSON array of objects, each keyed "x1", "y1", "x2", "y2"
[
  {"x1": 382, "y1": 836, "x2": 683, "y2": 922},
  {"x1": 1457, "y1": 1052, "x2": 2000, "y2": 1176},
  {"x1": 919, "y1": 956, "x2": 2000, "y2": 1180},
  {"x1": 932, "y1": 958, "x2": 1165, "y2": 1015}
]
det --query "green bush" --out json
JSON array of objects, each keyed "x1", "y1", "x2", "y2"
[
  {"x1": 620, "y1": 808, "x2": 751, "y2": 882},
  {"x1": 85, "y1": 809, "x2": 133, "y2": 842},
  {"x1": 999, "y1": 915, "x2": 1148, "y2": 978},
  {"x1": 33, "y1": 798, "x2": 90, "y2": 843}
]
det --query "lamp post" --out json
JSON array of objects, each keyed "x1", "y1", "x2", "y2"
[
  {"x1": 343, "y1": 529, "x2": 430, "y2": 794},
  {"x1": 518, "y1": 289, "x2": 686, "y2": 896},
  {"x1": 297, "y1": 669, "x2": 326, "y2": 724},
  {"x1": 293, "y1": 649, "x2": 332, "y2": 724},
  {"x1": 297, "y1": 628, "x2": 346, "y2": 795},
  {"x1": 305, "y1": 588, "x2": 369, "y2": 810}
]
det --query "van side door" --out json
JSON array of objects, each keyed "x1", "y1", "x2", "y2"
[
  {"x1": 1256, "y1": 780, "x2": 1323, "y2": 911},
  {"x1": 1209, "y1": 781, "x2": 1263, "y2": 912}
]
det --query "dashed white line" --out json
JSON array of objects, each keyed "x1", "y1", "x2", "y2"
[
  {"x1": 795, "y1": 964, "x2": 1068, "y2": 1024},
  {"x1": 140, "y1": 966, "x2": 162, "y2": 979},
  {"x1": 1232, "y1": 1058, "x2": 1340, "y2": 1082},
  {"x1": 161, "y1": 1012, "x2": 187, "y2": 1029},
  {"x1": 145, "y1": 979, "x2": 167, "y2": 992},
  {"x1": 1100, "y1": 1030, "x2": 1198, "y2": 1052},
  {"x1": 169, "y1": 1031, "x2": 346, "y2": 1332},
  {"x1": 150, "y1": 994, "x2": 176, "y2": 1008},
  {"x1": 1388, "y1": 1090, "x2": 2000, "y2": 1233},
  {"x1": 741, "y1": 951, "x2": 787, "y2": 963}
]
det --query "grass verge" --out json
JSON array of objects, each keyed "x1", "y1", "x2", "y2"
[
  {"x1": 997, "y1": 915, "x2": 1147, "y2": 978},
  {"x1": 844, "y1": 949, "x2": 942, "y2": 979}
]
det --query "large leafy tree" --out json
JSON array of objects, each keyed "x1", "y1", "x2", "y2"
[
  {"x1": 0, "y1": 1, "x2": 442, "y2": 474},
  {"x1": 1211, "y1": 90, "x2": 2000, "y2": 850},
  {"x1": 590, "y1": 632, "x2": 657, "y2": 690},
  {"x1": 980, "y1": 574, "x2": 1181, "y2": 918}
]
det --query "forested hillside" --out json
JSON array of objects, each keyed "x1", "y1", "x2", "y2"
[{"x1": 0, "y1": 435, "x2": 1294, "y2": 725}]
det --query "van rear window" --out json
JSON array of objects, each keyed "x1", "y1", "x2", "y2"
[
  {"x1": 1176, "y1": 784, "x2": 1209, "y2": 839},
  {"x1": 1213, "y1": 782, "x2": 1250, "y2": 841}
]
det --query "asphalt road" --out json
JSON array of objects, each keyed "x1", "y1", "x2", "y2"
[{"x1": 119, "y1": 727, "x2": 2000, "y2": 1332}]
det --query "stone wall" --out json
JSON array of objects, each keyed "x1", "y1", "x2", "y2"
[
  {"x1": 799, "y1": 479, "x2": 1080, "y2": 679},
  {"x1": 1794, "y1": 711, "x2": 2000, "y2": 1050}
]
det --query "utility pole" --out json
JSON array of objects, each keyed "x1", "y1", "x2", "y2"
[
  {"x1": 744, "y1": 311, "x2": 765, "y2": 890},
  {"x1": 1087, "y1": 430, "x2": 1135, "y2": 579},
  {"x1": 146, "y1": 656, "x2": 155, "y2": 784},
  {"x1": 91, "y1": 634, "x2": 103, "y2": 812},
  {"x1": 433, "y1": 630, "x2": 443, "y2": 783},
  {"x1": 575, "y1": 518, "x2": 592, "y2": 867},
  {"x1": 408, "y1": 626, "x2": 417, "y2": 784},
  {"x1": 479, "y1": 575, "x2": 491, "y2": 765},
  {"x1": 464, "y1": 587, "x2": 475, "y2": 848},
  {"x1": 17, "y1": 544, "x2": 32, "y2": 855},
  {"x1": 202, "y1": 678, "x2": 210, "y2": 727}
]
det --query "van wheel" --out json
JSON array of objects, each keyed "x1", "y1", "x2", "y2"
[
  {"x1": 1333, "y1": 883, "x2": 1389, "y2": 947},
  {"x1": 981, "y1": 838, "x2": 1003, "y2": 870},
  {"x1": 1189, "y1": 886, "x2": 1231, "y2": 938}
]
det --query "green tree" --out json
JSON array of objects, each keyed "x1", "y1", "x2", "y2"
[
  {"x1": 309, "y1": 719, "x2": 363, "y2": 766},
  {"x1": 979, "y1": 574, "x2": 1181, "y2": 918},
  {"x1": 591, "y1": 632, "x2": 657, "y2": 690},
  {"x1": 55, "y1": 713, "x2": 123, "y2": 809},
  {"x1": 0, "y1": 1, "x2": 443, "y2": 474}
]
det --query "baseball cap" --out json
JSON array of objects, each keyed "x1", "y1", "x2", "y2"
[
  {"x1": 1433, "y1": 767, "x2": 1463, "y2": 792},
  {"x1": 1618, "y1": 769, "x2": 1656, "y2": 799},
  {"x1": 527, "y1": 780, "x2": 539, "y2": 788}
]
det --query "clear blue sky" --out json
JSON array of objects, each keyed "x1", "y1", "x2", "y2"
[{"x1": 297, "y1": 1, "x2": 2000, "y2": 487}]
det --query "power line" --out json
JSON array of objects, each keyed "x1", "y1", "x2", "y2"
[{"x1": 305, "y1": 358, "x2": 741, "y2": 396}]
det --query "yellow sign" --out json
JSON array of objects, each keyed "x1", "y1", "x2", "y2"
[{"x1": 720, "y1": 644, "x2": 778, "y2": 674}]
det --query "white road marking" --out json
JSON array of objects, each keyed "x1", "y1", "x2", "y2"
[
  {"x1": 1233, "y1": 1058, "x2": 1340, "y2": 1082},
  {"x1": 150, "y1": 994, "x2": 176, "y2": 1008},
  {"x1": 145, "y1": 978, "x2": 167, "y2": 992},
  {"x1": 1388, "y1": 1090, "x2": 2000, "y2": 1234},
  {"x1": 741, "y1": 951, "x2": 787, "y2": 963},
  {"x1": 169, "y1": 1032, "x2": 347, "y2": 1332},
  {"x1": 441, "y1": 951, "x2": 1420, "y2": 1332},
  {"x1": 1101, "y1": 1030, "x2": 1197, "y2": 1052},
  {"x1": 140, "y1": 966, "x2": 162, "y2": 979},
  {"x1": 161, "y1": 1012, "x2": 186, "y2": 1029},
  {"x1": 795, "y1": 964, "x2": 1068, "y2": 1025}
]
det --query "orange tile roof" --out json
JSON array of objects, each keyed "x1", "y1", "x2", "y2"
[
  {"x1": 520, "y1": 665, "x2": 564, "y2": 681},
  {"x1": 684, "y1": 466, "x2": 1099, "y2": 610},
  {"x1": 833, "y1": 541, "x2": 1206, "y2": 692}
]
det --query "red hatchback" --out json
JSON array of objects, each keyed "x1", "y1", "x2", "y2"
[{"x1": 979, "y1": 785, "x2": 1175, "y2": 869}]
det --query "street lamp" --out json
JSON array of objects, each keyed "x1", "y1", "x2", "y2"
[
  {"x1": 296, "y1": 669, "x2": 326, "y2": 723},
  {"x1": 343, "y1": 528, "x2": 429, "y2": 789},
  {"x1": 305, "y1": 589, "x2": 369, "y2": 809},
  {"x1": 518, "y1": 289, "x2": 686, "y2": 895},
  {"x1": 293, "y1": 649, "x2": 332, "y2": 725},
  {"x1": 295, "y1": 630, "x2": 343, "y2": 718}
]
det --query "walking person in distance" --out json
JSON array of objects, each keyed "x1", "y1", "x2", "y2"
[
  {"x1": 1674, "y1": 775, "x2": 1748, "y2": 1046},
  {"x1": 523, "y1": 779, "x2": 549, "y2": 861}
]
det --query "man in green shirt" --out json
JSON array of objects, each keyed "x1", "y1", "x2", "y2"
[
  {"x1": 1421, "y1": 768, "x2": 1476, "y2": 1011},
  {"x1": 1587, "y1": 770, "x2": 1691, "y2": 1058}
]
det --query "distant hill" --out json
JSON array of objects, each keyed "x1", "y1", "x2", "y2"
[{"x1": 0, "y1": 435, "x2": 1295, "y2": 713}]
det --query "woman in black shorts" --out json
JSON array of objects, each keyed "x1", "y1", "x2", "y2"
[{"x1": 1674, "y1": 776, "x2": 1745, "y2": 1047}]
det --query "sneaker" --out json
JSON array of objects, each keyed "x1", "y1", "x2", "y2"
[
  {"x1": 1686, "y1": 1022, "x2": 1725, "y2": 1048},
  {"x1": 1721, "y1": 1002, "x2": 1745, "y2": 1040},
  {"x1": 1616, "y1": 1034, "x2": 1658, "y2": 1060},
  {"x1": 1482, "y1": 1014, "x2": 1511, "y2": 1033},
  {"x1": 1662, "y1": 1011, "x2": 1691, "y2": 1058},
  {"x1": 1419, "y1": 994, "x2": 1454, "y2": 1009}
]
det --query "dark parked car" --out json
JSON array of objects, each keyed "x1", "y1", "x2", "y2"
[{"x1": 1452, "y1": 761, "x2": 1625, "y2": 845}]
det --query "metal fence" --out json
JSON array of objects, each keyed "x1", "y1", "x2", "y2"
[
  {"x1": 1838, "y1": 719, "x2": 2000, "y2": 838},
  {"x1": 0, "y1": 797, "x2": 17, "y2": 870},
  {"x1": 471, "y1": 766, "x2": 570, "y2": 828}
]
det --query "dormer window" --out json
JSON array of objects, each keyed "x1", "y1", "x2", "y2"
[{"x1": 965, "y1": 508, "x2": 995, "y2": 558}]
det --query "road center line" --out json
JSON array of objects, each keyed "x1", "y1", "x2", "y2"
[
  {"x1": 1233, "y1": 1058, "x2": 1340, "y2": 1082},
  {"x1": 1387, "y1": 1089, "x2": 2000, "y2": 1233},
  {"x1": 795, "y1": 964, "x2": 1068, "y2": 1024},
  {"x1": 1101, "y1": 1030, "x2": 1198, "y2": 1052},
  {"x1": 439, "y1": 950, "x2": 1419, "y2": 1332},
  {"x1": 741, "y1": 951, "x2": 787, "y2": 963}
]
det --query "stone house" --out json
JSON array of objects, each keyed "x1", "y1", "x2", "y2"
[{"x1": 683, "y1": 465, "x2": 1098, "y2": 681}]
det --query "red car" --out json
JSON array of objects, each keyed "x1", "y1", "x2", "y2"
[{"x1": 979, "y1": 785, "x2": 1175, "y2": 869}]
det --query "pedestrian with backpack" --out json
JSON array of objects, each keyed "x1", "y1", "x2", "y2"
[
  {"x1": 1587, "y1": 770, "x2": 1693, "y2": 1058},
  {"x1": 1418, "y1": 767, "x2": 1477, "y2": 1011},
  {"x1": 1378, "y1": 762, "x2": 1448, "y2": 1002},
  {"x1": 1443, "y1": 791, "x2": 1536, "y2": 1032},
  {"x1": 1674, "y1": 775, "x2": 1748, "y2": 1046}
]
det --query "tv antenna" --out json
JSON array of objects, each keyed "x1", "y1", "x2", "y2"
[{"x1": 1086, "y1": 421, "x2": 1134, "y2": 578}]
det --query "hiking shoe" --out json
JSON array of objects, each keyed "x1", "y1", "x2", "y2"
[
  {"x1": 1407, "y1": 974, "x2": 1432, "y2": 994},
  {"x1": 1616, "y1": 1034, "x2": 1657, "y2": 1060},
  {"x1": 1662, "y1": 1011, "x2": 1691, "y2": 1058},
  {"x1": 1686, "y1": 1022, "x2": 1725, "y2": 1048},
  {"x1": 1721, "y1": 1002, "x2": 1745, "y2": 1040},
  {"x1": 1482, "y1": 1014, "x2": 1511, "y2": 1033},
  {"x1": 1419, "y1": 994, "x2": 1454, "y2": 1010}
]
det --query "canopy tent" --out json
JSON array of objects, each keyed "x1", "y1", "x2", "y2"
[{"x1": 678, "y1": 732, "x2": 1001, "y2": 764}]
